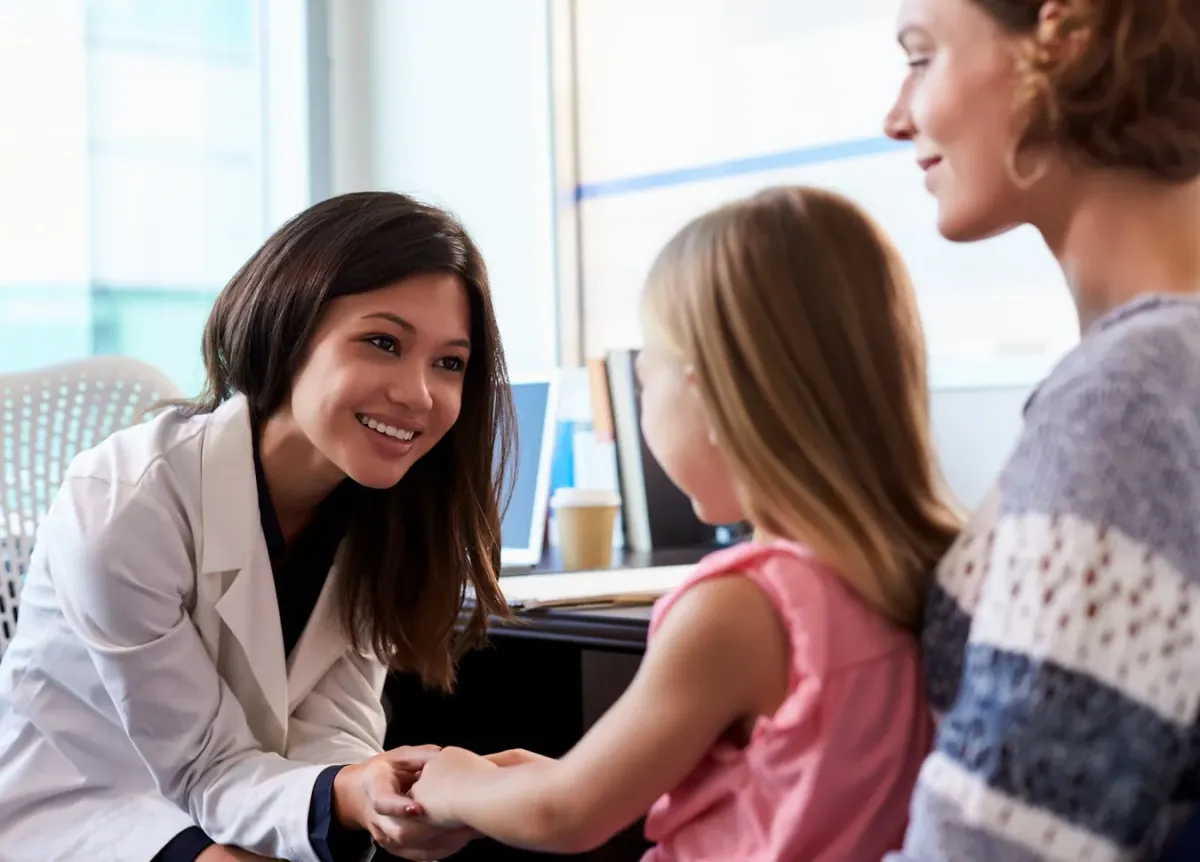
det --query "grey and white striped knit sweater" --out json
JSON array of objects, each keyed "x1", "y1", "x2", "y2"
[{"x1": 890, "y1": 295, "x2": 1200, "y2": 861}]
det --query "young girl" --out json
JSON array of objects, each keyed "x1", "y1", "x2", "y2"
[{"x1": 408, "y1": 186, "x2": 962, "y2": 859}]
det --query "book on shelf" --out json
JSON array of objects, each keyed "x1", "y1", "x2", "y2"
[{"x1": 604, "y1": 348, "x2": 720, "y2": 553}]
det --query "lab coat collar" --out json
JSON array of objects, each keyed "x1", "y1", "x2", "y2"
[{"x1": 197, "y1": 395, "x2": 356, "y2": 736}]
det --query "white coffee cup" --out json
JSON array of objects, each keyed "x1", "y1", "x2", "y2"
[{"x1": 550, "y1": 488, "x2": 622, "y2": 571}]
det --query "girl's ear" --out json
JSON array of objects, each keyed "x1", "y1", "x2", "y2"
[{"x1": 683, "y1": 364, "x2": 721, "y2": 447}]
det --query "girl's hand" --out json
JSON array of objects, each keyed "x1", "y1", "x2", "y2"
[
  {"x1": 408, "y1": 747, "x2": 495, "y2": 827},
  {"x1": 335, "y1": 745, "x2": 475, "y2": 859},
  {"x1": 485, "y1": 748, "x2": 555, "y2": 768}
]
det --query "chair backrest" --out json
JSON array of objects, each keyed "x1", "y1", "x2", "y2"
[{"x1": 0, "y1": 356, "x2": 183, "y2": 651}]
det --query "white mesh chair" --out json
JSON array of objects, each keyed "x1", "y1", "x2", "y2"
[{"x1": 0, "y1": 356, "x2": 182, "y2": 653}]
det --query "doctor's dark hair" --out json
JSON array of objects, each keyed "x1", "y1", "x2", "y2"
[{"x1": 186, "y1": 191, "x2": 513, "y2": 690}]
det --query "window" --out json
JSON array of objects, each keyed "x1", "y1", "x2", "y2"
[
  {"x1": 325, "y1": 0, "x2": 559, "y2": 377},
  {"x1": 565, "y1": 0, "x2": 1079, "y2": 388},
  {"x1": 0, "y1": 0, "x2": 309, "y2": 395}
]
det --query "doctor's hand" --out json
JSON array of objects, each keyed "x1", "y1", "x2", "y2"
[{"x1": 334, "y1": 746, "x2": 477, "y2": 861}]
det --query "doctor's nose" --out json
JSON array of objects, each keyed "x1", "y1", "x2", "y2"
[{"x1": 387, "y1": 368, "x2": 434, "y2": 413}]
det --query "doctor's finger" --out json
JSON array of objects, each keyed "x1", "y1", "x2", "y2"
[
  {"x1": 382, "y1": 744, "x2": 442, "y2": 768},
  {"x1": 368, "y1": 766, "x2": 421, "y2": 795},
  {"x1": 393, "y1": 768, "x2": 423, "y2": 791},
  {"x1": 372, "y1": 820, "x2": 452, "y2": 857},
  {"x1": 372, "y1": 792, "x2": 422, "y2": 818}
]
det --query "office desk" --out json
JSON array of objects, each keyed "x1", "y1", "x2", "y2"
[{"x1": 381, "y1": 603, "x2": 655, "y2": 861}]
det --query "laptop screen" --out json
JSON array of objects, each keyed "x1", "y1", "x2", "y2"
[{"x1": 496, "y1": 377, "x2": 557, "y2": 565}]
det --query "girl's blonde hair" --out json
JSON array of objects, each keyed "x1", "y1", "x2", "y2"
[{"x1": 643, "y1": 186, "x2": 962, "y2": 630}]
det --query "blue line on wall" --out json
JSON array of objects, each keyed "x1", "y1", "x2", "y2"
[{"x1": 575, "y1": 135, "x2": 910, "y2": 201}]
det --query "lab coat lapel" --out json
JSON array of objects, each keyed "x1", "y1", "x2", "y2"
[
  {"x1": 286, "y1": 559, "x2": 352, "y2": 712},
  {"x1": 198, "y1": 396, "x2": 289, "y2": 746}
]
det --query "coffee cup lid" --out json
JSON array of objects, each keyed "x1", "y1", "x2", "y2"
[{"x1": 550, "y1": 487, "x2": 622, "y2": 508}]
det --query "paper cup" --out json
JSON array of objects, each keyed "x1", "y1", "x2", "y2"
[{"x1": 551, "y1": 488, "x2": 621, "y2": 571}]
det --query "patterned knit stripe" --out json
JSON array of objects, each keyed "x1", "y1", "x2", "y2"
[
  {"x1": 937, "y1": 642, "x2": 1192, "y2": 848},
  {"x1": 997, "y1": 306, "x2": 1200, "y2": 582},
  {"x1": 924, "y1": 489, "x2": 1002, "y2": 714},
  {"x1": 894, "y1": 753, "x2": 1131, "y2": 862},
  {"x1": 968, "y1": 513, "x2": 1200, "y2": 725},
  {"x1": 923, "y1": 583, "x2": 971, "y2": 716}
]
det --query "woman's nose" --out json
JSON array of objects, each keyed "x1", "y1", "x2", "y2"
[{"x1": 884, "y1": 82, "x2": 916, "y2": 141}]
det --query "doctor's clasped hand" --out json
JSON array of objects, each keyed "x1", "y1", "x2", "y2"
[{"x1": 335, "y1": 745, "x2": 477, "y2": 860}]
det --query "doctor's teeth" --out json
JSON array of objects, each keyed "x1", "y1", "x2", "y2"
[{"x1": 357, "y1": 414, "x2": 415, "y2": 441}]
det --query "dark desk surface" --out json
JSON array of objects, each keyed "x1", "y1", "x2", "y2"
[
  {"x1": 490, "y1": 604, "x2": 652, "y2": 651},
  {"x1": 487, "y1": 544, "x2": 716, "y2": 651}
]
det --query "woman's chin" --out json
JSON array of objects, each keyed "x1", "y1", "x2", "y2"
[{"x1": 936, "y1": 199, "x2": 1020, "y2": 244}]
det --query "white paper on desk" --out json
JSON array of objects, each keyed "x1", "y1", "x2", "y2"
[{"x1": 500, "y1": 565, "x2": 693, "y2": 610}]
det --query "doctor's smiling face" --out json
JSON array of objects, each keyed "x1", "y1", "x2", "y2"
[
  {"x1": 286, "y1": 272, "x2": 472, "y2": 491},
  {"x1": 195, "y1": 191, "x2": 513, "y2": 690}
]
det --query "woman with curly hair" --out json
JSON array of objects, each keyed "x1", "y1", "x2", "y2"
[{"x1": 884, "y1": 0, "x2": 1200, "y2": 860}]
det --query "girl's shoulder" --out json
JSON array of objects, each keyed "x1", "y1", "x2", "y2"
[{"x1": 651, "y1": 539, "x2": 916, "y2": 675}]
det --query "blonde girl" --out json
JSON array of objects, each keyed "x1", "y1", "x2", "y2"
[{"x1": 407, "y1": 186, "x2": 961, "y2": 861}]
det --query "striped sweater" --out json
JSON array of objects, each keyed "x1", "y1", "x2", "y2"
[{"x1": 891, "y1": 295, "x2": 1200, "y2": 862}]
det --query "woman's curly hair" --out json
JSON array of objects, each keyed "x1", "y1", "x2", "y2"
[{"x1": 976, "y1": 0, "x2": 1200, "y2": 181}]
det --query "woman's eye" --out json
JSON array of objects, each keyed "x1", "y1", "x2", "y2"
[
  {"x1": 907, "y1": 57, "x2": 930, "y2": 72},
  {"x1": 438, "y1": 356, "x2": 467, "y2": 373},
  {"x1": 367, "y1": 335, "x2": 398, "y2": 354}
]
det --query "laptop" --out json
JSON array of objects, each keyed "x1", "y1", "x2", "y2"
[{"x1": 497, "y1": 373, "x2": 560, "y2": 570}]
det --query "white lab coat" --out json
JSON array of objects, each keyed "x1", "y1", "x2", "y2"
[{"x1": 0, "y1": 395, "x2": 387, "y2": 862}]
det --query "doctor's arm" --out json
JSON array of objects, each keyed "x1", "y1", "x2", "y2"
[
  {"x1": 408, "y1": 574, "x2": 791, "y2": 854},
  {"x1": 50, "y1": 473, "x2": 356, "y2": 862},
  {"x1": 288, "y1": 649, "x2": 388, "y2": 764},
  {"x1": 287, "y1": 649, "x2": 388, "y2": 861}
]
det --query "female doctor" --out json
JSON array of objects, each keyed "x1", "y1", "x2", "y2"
[{"x1": 0, "y1": 191, "x2": 515, "y2": 862}]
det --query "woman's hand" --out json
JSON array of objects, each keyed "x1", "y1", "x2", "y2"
[
  {"x1": 334, "y1": 745, "x2": 476, "y2": 860},
  {"x1": 409, "y1": 747, "x2": 496, "y2": 828}
]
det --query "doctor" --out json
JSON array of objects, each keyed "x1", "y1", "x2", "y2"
[{"x1": 0, "y1": 191, "x2": 515, "y2": 861}]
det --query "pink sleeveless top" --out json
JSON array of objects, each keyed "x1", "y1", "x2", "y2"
[{"x1": 642, "y1": 540, "x2": 931, "y2": 862}]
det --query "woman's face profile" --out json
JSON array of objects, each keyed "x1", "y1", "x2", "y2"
[
  {"x1": 285, "y1": 272, "x2": 473, "y2": 490},
  {"x1": 884, "y1": 0, "x2": 1035, "y2": 242}
]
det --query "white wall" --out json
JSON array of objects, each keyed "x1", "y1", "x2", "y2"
[
  {"x1": 931, "y1": 385, "x2": 1030, "y2": 508},
  {"x1": 327, "y1": 0, "x2": 559, "y2": 376}
]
